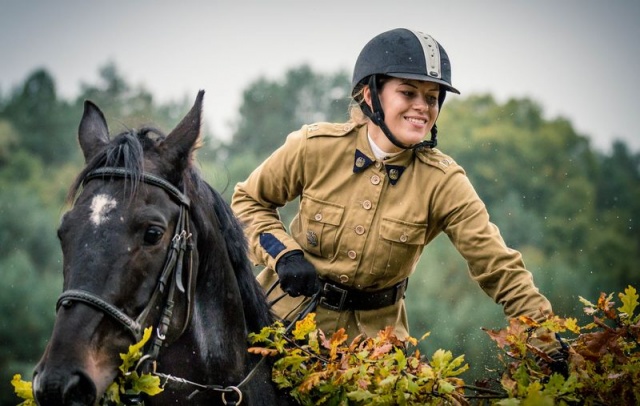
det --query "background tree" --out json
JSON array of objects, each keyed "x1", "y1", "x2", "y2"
[
  {"x1": 224, "y1": 64, "x2": 351, "y2": 161},
  {"x1": 0, "y1": 69, "x2": 77, "y2": 165}
]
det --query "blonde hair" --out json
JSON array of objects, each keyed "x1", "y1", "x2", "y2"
[
  {"x1": 348, "y1": 103, "x2": 367, "y2": 125},
  {"x1": 348, "y1": 75, "x2": 392, "y2": 125}
]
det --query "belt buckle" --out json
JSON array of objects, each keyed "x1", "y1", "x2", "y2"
[
  {"x1": 319, "y1": 282, "x2": 348, "y2": 311},
  {"x1": 393, "y1": 279, "x2": 407, "y2": 303}
]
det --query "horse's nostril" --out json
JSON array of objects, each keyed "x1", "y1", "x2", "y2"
[{"x1": 62, "y1": 371, "x2": 96, "y2": 406}]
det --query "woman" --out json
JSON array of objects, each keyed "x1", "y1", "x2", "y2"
[{"x1": 231, "y1": 29, "x2": 562, "y2": 361}]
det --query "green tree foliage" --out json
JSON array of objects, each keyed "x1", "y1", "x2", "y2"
[
  {"x1": 78, "y1": 62, "x2": 201, "y2": 139},
  {"x1": 1, "y1": 252, "x2": 60, "y2": 406},
  {"x1": 0, "y1": 70, "x2": 78, "y2": 165},
  {"x1": 224, "y1": 64, "x2": 351, "y2": 162}
]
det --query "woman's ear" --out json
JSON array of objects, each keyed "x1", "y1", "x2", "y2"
[{"x1": 362, "y1": 85, "x2": 373, "y2": 109}]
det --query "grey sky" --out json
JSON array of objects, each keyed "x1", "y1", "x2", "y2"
[{"x1": 1, "y1": 0, "x2": 638, "y2": 152}]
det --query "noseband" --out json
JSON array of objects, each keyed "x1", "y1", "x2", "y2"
[{"x1": 56, "y1": 167, "x2": 194, "y2": 356}]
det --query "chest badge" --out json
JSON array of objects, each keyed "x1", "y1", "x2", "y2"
[{"x1": 306, "y1": 230, "x2": 318, "y2": 247}]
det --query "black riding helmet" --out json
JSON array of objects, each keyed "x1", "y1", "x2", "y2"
[{"x1": 352, "y1": 28, "x2": 460, "y2": 149}]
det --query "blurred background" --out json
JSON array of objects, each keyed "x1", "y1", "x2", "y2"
[{"x1": 1, "y1": 1, "x2": 639, "y2": 403}]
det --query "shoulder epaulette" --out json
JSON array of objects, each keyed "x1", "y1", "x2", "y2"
[
  {"x1": 303, "y1": 122, "x2": 359, "y2": 138},
  {"x1": 415, "y1": 148, "x2": 458, "y2": 173}
]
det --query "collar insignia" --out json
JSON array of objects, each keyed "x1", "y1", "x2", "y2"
[
  {"x1": 385, "y1": 165, "x2": 406, "y2": 185},
  {"x1": 353, "y1": 149, "x2": 374, "y2": 173}
]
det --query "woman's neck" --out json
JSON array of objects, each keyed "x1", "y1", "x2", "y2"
[{"x1": 368, "y1": 124, "x2": 403, "y2": 154}]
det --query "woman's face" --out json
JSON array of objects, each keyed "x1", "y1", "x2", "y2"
[{"x1": 365, "y1": 78, "x2": 440, "y2": 152}]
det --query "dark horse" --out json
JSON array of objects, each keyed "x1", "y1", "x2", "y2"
[{"x1": 33, "y1": 91, "x2": 287, "y2": 405}]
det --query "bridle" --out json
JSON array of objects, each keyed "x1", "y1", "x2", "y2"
[
  {"x1": 55, "y1": 167, "x2": 222, "y2": 401},
  {"x1": 57, "y1": 167, "x2": 194, "y2": 357},
  {"x1": 55, "y1": 167, "x2": 256, "y2": 405},
  {"x1": 53, "y1": 166, "x2": 297, "y2": 405}
]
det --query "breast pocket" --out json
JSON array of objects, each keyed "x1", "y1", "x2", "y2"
[
  {"x1": 370, "y1": 218, "x2": 427, "y2": 279},
  {"x1": 294, "y1": 196, "x2": 344, "y2": 259}
]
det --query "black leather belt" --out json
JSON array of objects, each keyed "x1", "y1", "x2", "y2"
[{"x1": 318, "y1": 278, "x2": 408, "y2": 311}]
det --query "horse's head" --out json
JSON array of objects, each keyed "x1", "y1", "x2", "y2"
[{"x1": 33, "y1": 91, "x2": 205, "y2": 405}]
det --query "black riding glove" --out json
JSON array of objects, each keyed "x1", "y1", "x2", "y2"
[
  {"x1": 547, "y1": 350, "x2": 569, "y2": 377},
  {"x1": 276, "y1": 250, "x2": 321, "y2": 297},
  {"x1": 533, "y1": 331, "x2": 570, "y2": 378}
]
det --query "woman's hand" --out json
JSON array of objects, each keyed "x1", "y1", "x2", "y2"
[{"x1": 276, "y1": 251, "x2": 321, "y2": 297}]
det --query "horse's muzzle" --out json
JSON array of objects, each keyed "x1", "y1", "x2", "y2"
[{"x1": 33, "y1": 367, "x2": 97, "y2": 406}]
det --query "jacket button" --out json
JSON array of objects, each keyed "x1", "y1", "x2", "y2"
[
  {"x1": 362, "y1": 200, "x2": 372, "y2": 210},
  {"x1": 347, "y1": 250, "x2": 357, "y2": 259},
  {"x1": 400, "y1": 233, "x2": 408, "y2": 243},
  {"x1": 339, "y1": 274, "x2": 349, "y2": 283},
  {"x1": 355, "y1": 225, "x2": 365, "y2": 235},
  {"x1": 371, "y1": 175, "x2": 381, "y2": 185},
  {"x1": 314, "y1": 213, "x2": 323, "y2": 221}
]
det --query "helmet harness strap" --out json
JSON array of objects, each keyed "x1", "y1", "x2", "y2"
[{"x1": 360, "y1": 74, "x2": 438, "y2": 151}]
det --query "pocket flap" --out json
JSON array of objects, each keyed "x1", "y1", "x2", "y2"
[
  {"x1": 301, "y1": 196, "x2": 344, "y2": 226},
  {"x1": 380, "y1": 218, "x2": 427, "y2": 245}
]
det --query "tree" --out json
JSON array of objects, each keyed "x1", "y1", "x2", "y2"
[
  {"x1": 224, "y1": 64, "x2": 351, "y2": 162},
  {"x1": 78, "y1": 62, "x2": 197, "y2": 135},
  {"x1": 0, "y1": 69, "x2": 78, "y2": 165}
]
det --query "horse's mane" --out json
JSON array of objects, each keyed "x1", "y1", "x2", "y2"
[
  {"x1": 197, "y1": 180, "x2": 275, "y2": 331},
  {"x1": 68, "y1": 129, "x2": 274, "y2": 333}
]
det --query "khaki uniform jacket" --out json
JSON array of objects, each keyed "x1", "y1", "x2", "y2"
[{"x1": 231, "y1": 122, "x2": 552, "y2": 340}]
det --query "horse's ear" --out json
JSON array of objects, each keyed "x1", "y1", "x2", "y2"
[
  {"x1": 78, "y1": 100, "x2": 110, "y2": 163},
  {"x1": 164, "y1": 90, "x2": 204, "y2": 169}
]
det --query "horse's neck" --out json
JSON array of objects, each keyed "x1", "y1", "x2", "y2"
[{"x1": 163, "y1": 263, "x2": 250, "y2": 385}]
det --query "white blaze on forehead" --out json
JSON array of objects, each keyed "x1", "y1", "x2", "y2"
[{"x1": 90, "y1": 194, "x2": 118, "y2": 226}]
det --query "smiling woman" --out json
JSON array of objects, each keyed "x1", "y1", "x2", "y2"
[{"x1": 231, "y1": 28, "x2": 567, "y2": 371}]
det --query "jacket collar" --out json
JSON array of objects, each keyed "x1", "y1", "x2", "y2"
[{"x1": 352, "y1": 125, "x2": 412, "y2": 185}]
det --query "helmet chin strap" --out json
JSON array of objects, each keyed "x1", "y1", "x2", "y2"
[{"x1": 359, "y1": 75, "x2": 438, "y2": 150}]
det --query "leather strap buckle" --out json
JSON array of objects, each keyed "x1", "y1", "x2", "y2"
[{"x1": 319, "y1": 282, "x2": 348, "y2": 311}]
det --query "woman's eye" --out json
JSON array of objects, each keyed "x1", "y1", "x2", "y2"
[
  {"x1": 143, "y1": 226, "x2": 164, "y2": 245},
  {"x1": 426, "y1": 96, "x2": 438, "y2": 106}
]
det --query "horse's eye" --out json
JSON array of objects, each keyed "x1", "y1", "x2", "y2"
[{"x1": 144, "y1": 226, "x2": 165, "y2": 245}]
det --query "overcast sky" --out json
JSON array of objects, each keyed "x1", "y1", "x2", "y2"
[{"x1": 1, "y1": 0, "x2": 639, "y2": 153}]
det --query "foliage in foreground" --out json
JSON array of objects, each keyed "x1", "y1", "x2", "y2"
[
  {"x1": 249, "y1": 285, "x2": 640, "y2": 405},
  {"x1": 250, "y1": 313, "x2": 468, "y2": 405},
  {"x1": 12, "y1": 286, "x2": 639, "y2": 405}
]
